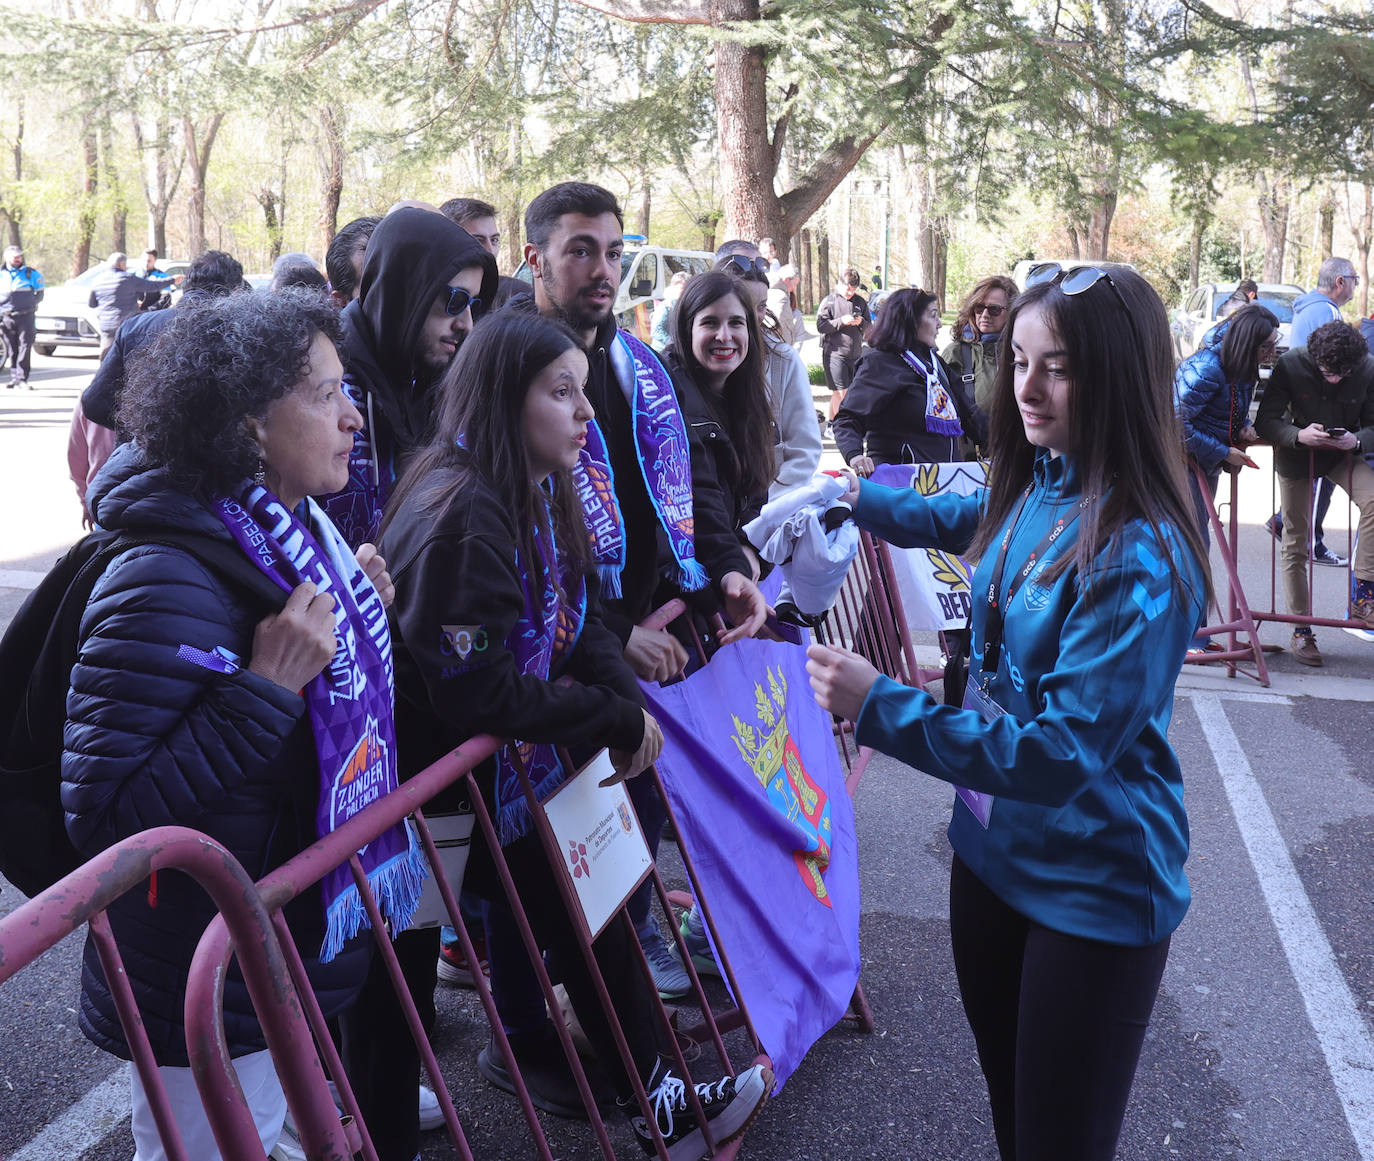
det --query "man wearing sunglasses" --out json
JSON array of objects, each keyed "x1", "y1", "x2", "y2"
[
  {"x1": 321, "y1": 205, "x2": 498, "y2": 549},
  {"x1": 816, "y1": 267, "x2": 871, "y2": 422}
]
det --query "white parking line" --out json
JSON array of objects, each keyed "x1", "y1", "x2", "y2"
[
  {"x1": 1192, "y1": 692, "x2": 1374, "y2": 1160},
  {"x1": 9, "y1": 1068, "x2": 129, "y2": 1161}
]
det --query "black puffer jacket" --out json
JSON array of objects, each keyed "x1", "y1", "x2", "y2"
[{"x1": 60, "y1": 443, "x2": 369, "y2": 1066}]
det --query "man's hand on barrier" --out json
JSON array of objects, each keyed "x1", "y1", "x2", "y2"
[
  {"x1": 717, "y1": 571, "x2": 769, "y2": 644},
  {"x1": 1238, "y1": 424, "x2": 1259, "y2": 447},
  {"x1": 626, "y1": 625, "x2": 688, "y2": 683},
  {"x1": 849, "y1": 455, "x2": 876, "y2": 478},
  {"x1": 806, "y1": 642, "x2": 880, "y2": 723},
  {"x1": 354, "y1": 542, "x2": 395, "y2": 608},
  {"x1": 603, "y1": 710, "x2": 664, "y2": 785},
  {"x1": 1223, "y1": 447, "x2": 1259, "y2": 470}
]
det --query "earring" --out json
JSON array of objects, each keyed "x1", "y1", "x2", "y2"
[{"x1": 254, "y1": 455, "x2": 267, "y2": 487}]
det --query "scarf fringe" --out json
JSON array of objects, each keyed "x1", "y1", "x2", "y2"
[
  {"x1": 495, "y1": 760, "x2": 568, "y2": 847},
  {"x1": 926, "y1": 416, "x2": 964, "y2": 437},
  {"x1": 676, "y1": 558, "x2": 708, "y2": 592},
  {"x1": 598, "y1": 562, "x2": 623, "y2": 599},
  {"x1": 319, "y1": 830, "x2": 428, "y2": 963}
]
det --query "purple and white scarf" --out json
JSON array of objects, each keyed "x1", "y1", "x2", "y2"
[
  {"x1": 902, "y1": 348, "x2": 963, "y2": 438},
  {"x1": 215, "y1": 483, "x2": 424, "y2": 962},
  {"x1": 495, "y1": 491, "x2": 588, "y2": 845},
  {"x1": 568, "y1": 330, "x2": 707, "y2": 597}
]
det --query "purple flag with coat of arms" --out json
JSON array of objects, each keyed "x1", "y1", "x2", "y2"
[{"x1": 640, "y1": 636, "x2": 861, "y2": 1090}]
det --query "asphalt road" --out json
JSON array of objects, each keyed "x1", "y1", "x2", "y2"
[{"x1": 3, "y1": 351, "x2": 1374, "y2": 1160}]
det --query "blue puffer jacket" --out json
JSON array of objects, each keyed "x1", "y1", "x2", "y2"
[
  {"x1": 852, "y1": 452, "x2": 1205, "y2": 947},
  {"x1": 61, "y1": 443, "x2": 369, "y2": 1066},
  {"x1": 1361, "y1": 315, "x2": 1374, "y2": 353},
  {"x1": 1174, "y1": 320, "x2": 1252, "y2": 473}
]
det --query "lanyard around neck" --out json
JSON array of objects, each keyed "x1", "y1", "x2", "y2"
[{"x1": 980, "y1": 485, "x2": 1090, "y2": 680}]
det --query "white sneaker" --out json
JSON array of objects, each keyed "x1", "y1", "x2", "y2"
[
  {"x1": 419, "y1": 1083, "x2": 445, "y2": 1131},
  {"x1": 268, "y1": 1122, "x2": 307, "y2": 1161}
]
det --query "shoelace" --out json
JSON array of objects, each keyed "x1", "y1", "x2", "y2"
[{"x1": 650, "y1": 1072, "x2": 734, "y2": 1135}]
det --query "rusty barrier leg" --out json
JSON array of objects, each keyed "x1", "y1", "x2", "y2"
[
  {"x1": 0, "y1": 827, "x2": 335, "y2": 1161},
  {"x1": 1183, "y1": 463, "x2": 1270, "y2": 685}
]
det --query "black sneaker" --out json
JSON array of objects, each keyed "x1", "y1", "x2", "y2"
[
  {"x1": 1312, "y1": 544, "x2": 1348, "y2": 567},
  {"x1": 631, "y1": 1062, "x2": 772, "y2": 1159},
  {"x1": 477, "y1": 1026, "x2": 608, "y2": 1120}
]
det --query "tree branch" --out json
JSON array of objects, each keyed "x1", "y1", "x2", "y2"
[
  {"x1": 777, "y1": 128, "x2": 885, "y2": 229},
  {"x1": 769, "y1": 81, "x2": 798, "y2": 174},
  {"x1": 564, "y1": 0, "x2": 713, "y2": 25}
]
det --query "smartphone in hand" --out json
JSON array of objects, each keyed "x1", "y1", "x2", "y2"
[{"x1": 1327, "y1": 427, "x2": 1349, "y2": 438}]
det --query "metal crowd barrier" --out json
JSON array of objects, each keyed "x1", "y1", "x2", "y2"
[{"x1": 1184, "y1": 449, "x2": 1367, "y2": 684}]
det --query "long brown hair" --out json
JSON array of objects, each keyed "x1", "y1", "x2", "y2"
[
  {"x1": 381, "y1": 311, "x2": 592, "y2": 583},
  {"x1": 671, "y1": 270, "x2": 777, "y2": 500},
  {"x1": 967, "y1": 269, "x2": 1211, "y2": 605}
]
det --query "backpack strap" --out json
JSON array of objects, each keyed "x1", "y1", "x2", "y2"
[{"x1": 959, "y1": 341, "x2": 976, "y2": 391}]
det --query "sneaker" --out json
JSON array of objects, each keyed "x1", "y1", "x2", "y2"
[
  {"x1": 630, "y1": 1062, "x2": 773, "y2": 1160},
  {"x1": 678, "y1": 907, "x2": 720, "y2": 978},
  {"x1": 436, "y1": 930, "x2": 489, "y2": 987},
  {"x1": 268, "y1": 1125, "x2": 307, "y2": 1161},
  {"x1": 636, "y1": 916, "x2": 691, "y2": 999},
  {"x1": 418, "y1": 1083, "x2": 445, "y2": 1132},
  {"x1": 1312, "y1": 544, "x2": 1348, "y2": 567},
  {"x1": 476, "y1": 1027, "x2": 599, "y2": 1120},
  {"x1": 1264, "y1": 514, "x2": 1282, "y2": 541},
  {"x1": 1351, "y1": 596, "x2": 1374, "y2": 630},
  {"x1": 1291, "y1": 630, "x2": 1323, "y2": 667}
]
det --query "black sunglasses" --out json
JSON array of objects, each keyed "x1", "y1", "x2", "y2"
[
  {"x1": 441, "y1": 285, "x2": 482, "y2": 317},
  {"x1": 1025, "y1": 262, "x2": 1129, "y2": 310},
  {"x1": 721, "y1": 254, "x2": 770, "y2": 279}
]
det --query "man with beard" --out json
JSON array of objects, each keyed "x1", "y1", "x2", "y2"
[
  {"x1": 462, "y1": 182, "x2": 767, "y2": 1114},
  {"x1": 320, "y1": 205, "x2": 498, "y2": 547},
  {"x1": 319, "y1": 206, "x2": 496, "y2": 1161}
]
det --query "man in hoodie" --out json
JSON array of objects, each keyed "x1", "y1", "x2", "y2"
[
  {"x1": 1265, "y1": 257, "x2": 1362, "y2": 567},
  {"x1": 319, "y1": 205, "x2": 496, "y2": 1161},
  {"x1": 320, "y1": 205, "x2": 498, "y2": 548},
  {"x1": 87, "y1": 252, "x2": 179, "y2": 358}
]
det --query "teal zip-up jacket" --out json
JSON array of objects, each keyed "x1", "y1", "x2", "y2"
[{"x1": 852, "y1": 450, "x2": 1205, "y2": 946}]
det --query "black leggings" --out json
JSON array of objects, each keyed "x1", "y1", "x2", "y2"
[{"x1": 948, "y1": 856, "x2": 1170, "y2": 1161}]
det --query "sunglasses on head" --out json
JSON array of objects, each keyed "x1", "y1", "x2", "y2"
[
  {"x1": 721, "y1": 254, "x2": 770, "y2": 279},
  {"x1": 1025, "y1": 262, "x2": 1129, "y2": 309},
  {"x1": 442, "y1": 285, "x2": 482, "y2": 317}
]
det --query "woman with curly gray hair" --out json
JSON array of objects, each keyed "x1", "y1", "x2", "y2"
[{"x1": 62, "y1": 289, "x2": 414, "y2": 1161}]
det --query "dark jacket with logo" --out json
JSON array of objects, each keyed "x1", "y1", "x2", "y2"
[
  {"x1": 1254, "y1": 346, "x2": 1374, "y2": 479},
  {"x1": 816, "y1": 291, "x2": 870, "y2": 362},
  {"x1": 831, "y1": 347, "x2": 987, "y2": 466},
  {"x1": 60, "y1": 443, "x2": 368, "y2": 1066},
  {"x1": 322, "y1": 209, "x2": 499, "y2": 548}
]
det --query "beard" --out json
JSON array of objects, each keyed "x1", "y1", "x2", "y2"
[{"x1": 544, "y1": 268, "x2": 615, "y2": 334}]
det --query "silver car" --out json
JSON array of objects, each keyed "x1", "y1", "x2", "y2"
[{"x1": 1172, "y1": 281, "x2": 1302, "y2": 363}]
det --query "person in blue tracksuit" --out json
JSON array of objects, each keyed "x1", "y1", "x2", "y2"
[{"x1": 807, "y1": 265, "x2": 1209, "y2": 1161}]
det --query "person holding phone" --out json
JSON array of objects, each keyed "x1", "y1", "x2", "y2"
[
  {"x1": 1255, "y1": 319, "x2": 1374, "y2": 665},
  {"x1": 806, "y1": 264, "x2": 1209, "y2": 1161}
]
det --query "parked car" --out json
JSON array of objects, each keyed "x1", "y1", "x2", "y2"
[
  {"x1": 513, "y1": 235, "x2": 715, "y2": 342},
  {"x1": 1171, "y1": 281, "x2": 1302, "y2": 363},
  {"x1": 34, "y1": 259, "x2": 189, "y2": 356}
]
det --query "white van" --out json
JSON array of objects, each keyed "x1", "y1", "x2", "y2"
[{"x1": 514, "y1": 235, "x2": 715, "y2": 342}]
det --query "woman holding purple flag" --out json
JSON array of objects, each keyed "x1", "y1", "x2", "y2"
[
  {"x1": 61, "y1": 290, "x2": 413, "y2": 1161},
  {"x1": 381, "y1": 310, "x2": 772, "y2": 1159},
  {"x1": 807, "y1": 265, "x2": 1209, "y2": 1161}
]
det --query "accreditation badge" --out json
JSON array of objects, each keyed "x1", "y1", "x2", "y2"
[{"x1": 955, "y1": 683, "x2": 1007, "y2": 829}]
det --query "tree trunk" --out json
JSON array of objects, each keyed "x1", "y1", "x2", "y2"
[
  {"x1": 74, "y1": 115, "x2": 99, "y2": 276},
  {"x1": 0, "y1": 96, "x2": 23, "y2": 249},
  {"x1": 817, "y1": 230, "x2": 830, "y2": 308},
  {"x1": 316, "y1": 104, "x2": 344, "y2": 254},
  {"x1": 799, "y1": 227, "x2": 814, "y2": 313},
  {"x1": 1258, "y1": 178, "x2": 1289, "y2": 283},
  {"x1": 710, "y1": 0, "x2": 776, "y2": 241},
  {"x1": 102, "y1": 121, "x2": 128, "y2": 255},
  {"x1": 183, "y1": 113, "x2": 224, "y2": 257},
  {"x1": 257, "y1": 189, "x2": 284, "y2": 261},
  {"x1": 134, "y1": 112, "x2": 183, "y2": 256},
  {"x1": 1317, "y1": 190, "x2": 1335, "y2": 260},
  {"x1": 636, "y1": 178, "x2": 651, "y2": 238},
  {"x1": 1087, "y1": 189, "x2": 1117, "y2": 260},
  {"x1": 1188, "y1": 215, "x2": 1203, "y2": 290}
]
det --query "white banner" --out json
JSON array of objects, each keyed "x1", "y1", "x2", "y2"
[
  {"x1": 870, "y1": 462, "x2": 987, "y2": 633},
  {"x1": 541, "y1": 750, "x2": 654, "y2": 939}
]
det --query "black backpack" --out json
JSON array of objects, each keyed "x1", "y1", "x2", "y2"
[{"x1": 0, "y1": 530, "x2": 287, "y2": 899}]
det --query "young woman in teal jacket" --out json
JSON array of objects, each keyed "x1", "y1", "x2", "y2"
[{"x1": 807, "y1": 265, "x2": 1209, "y2": 1161}]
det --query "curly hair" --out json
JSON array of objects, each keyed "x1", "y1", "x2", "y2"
[
  {"x1": 952, "y1": 275, "x2": 1018, "y2": 341},
  {"x1": 1307, "y1": 320, "x2": 1368, "y2": 377},
  {"x1": 118, "y1": 290, "x2": 344, "y2": 497}
]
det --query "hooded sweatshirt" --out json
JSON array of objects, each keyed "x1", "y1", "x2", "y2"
[
  {"x1": 322, "y1": 208, "x2": 499, "y2": 547},
  {"x1": 1289, "y1": 289, "x2": 1343, "y2": 349}
]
